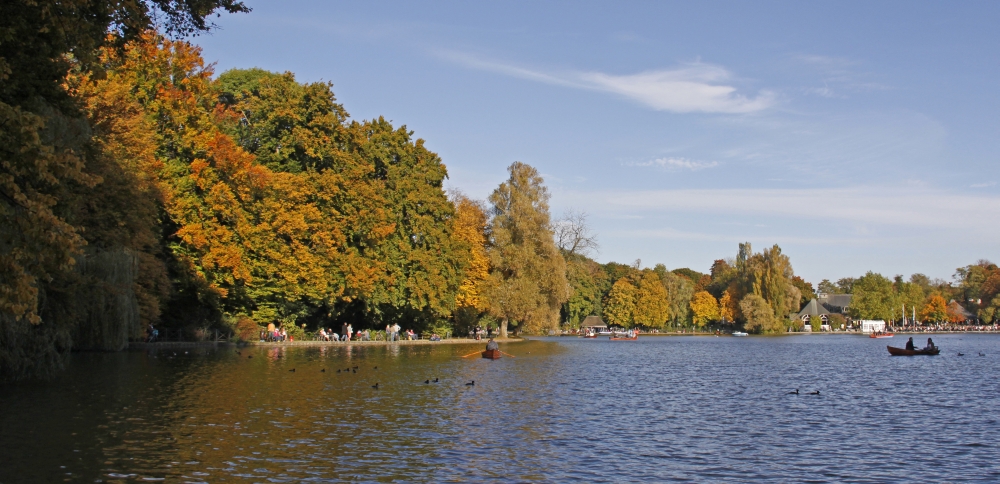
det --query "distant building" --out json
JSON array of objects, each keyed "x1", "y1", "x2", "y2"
[
  {"x1": 817, "y1": 293, "x2": 852, "y2": 314},
  {"x1": 580, "y1": 315, "x2": 607, "y2": 329},
  {"x1": 795, "y1": 299, "x2": 832, "y2": 331}
]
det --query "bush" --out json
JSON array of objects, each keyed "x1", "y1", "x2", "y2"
[{"x1": 234, "y1": 316, "x2": 260, "y2": 342}]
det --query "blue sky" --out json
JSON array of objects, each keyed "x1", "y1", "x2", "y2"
[{"x1": 193, "y1": 1, "x2": 1000, "y2": 285}]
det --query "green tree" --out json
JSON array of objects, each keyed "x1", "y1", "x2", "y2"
[
  {"x1": 790, "y1": 276, "x2": 816, "y2": 309},
  {"x1": 739, "y1": 293, "x2": 778, "y2": 333},
  {"x1": 562, "y1": 255, "x2": 606, "y2": 328},
  {"x1": 484, "y1": 162, "x2": 569, "y2": 336},
  {"x1": 848, "y1": 272, "x2": 898, "y2": 321}
]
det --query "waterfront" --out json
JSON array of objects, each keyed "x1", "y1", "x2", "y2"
[{"x1": 2, "y1": 334, "x2": 999, "y2": 482}]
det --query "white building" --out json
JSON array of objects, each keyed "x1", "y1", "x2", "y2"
[{"x1": 858, "y1": 320, "x2": 886, "y2": 334}]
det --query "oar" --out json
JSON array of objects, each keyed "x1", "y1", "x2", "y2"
[
  {"x1": 499, "y1": 350, "x2": 516, "y2": 358},
  {"x1": 460, "y1": 350, "x2": 482, "y2": 358}
]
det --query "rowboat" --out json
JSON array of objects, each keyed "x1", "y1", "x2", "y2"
[
  {"x1": 732, "y1": 331, "x2": 748, "y2": 337},
  {"x1": 582, "y1": 334, "x2": 598, "y2": 338},
  {"x1": 869, "y1": 333, "x2": 894, "y2": 338},
  {"x1": 482, "y1": 349, "x2": 502, "y2": 359},
  {"x1": 887, "y1": 345, "x2": 940, "y2": 356},
  {"x1": 610, "y1": 335, "x2": 637, "y2": 340}
]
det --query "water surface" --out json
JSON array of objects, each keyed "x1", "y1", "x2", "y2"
[{"x1": 2, "y1": 335, "x2": 998, "y2": 482}]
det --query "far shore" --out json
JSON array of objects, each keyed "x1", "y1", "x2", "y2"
[{"x1": 129, "y1": 337, "x2": 524, "y2": 349}]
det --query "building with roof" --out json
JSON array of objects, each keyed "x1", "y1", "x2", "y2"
[{"x1": 580, "y1": 315, "x2": 607, "y2": 328}]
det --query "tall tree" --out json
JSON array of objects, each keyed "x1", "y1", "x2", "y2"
[
  {"x1": 920, "y1": 294, "x2": 948, "y2": 323},
  {"x1": 849, "y1": 272, "x2": 898, "y2": 321},
  {"x1": 603, "y1": 277, "x2": 637, "y2": 328},
  {"x1": 634, "y1": 270, "x2": 670, "y2": 328},
  {"x1": 484, "y1": 162, "x2": 569, "y2": 336},
  {"x1": 690, "y1": 291, "x2": 720, "y2": 328},
  {"x1": 452, "y1": 194, "x2": 490, "y2": 330}
]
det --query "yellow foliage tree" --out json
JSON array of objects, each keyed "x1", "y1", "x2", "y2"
[
  {"x1": 452, "y1": 194, "x2": 490, "y2": 319},
  {"x1": 603, "y1": 277, "x2": 637, "y2": 328},
  {"x1": 634, "y1": 270, "x2": 670, "y2": 328},
  {"x1": 690, "y1": 291, "x2": 720, "y2": 328}
]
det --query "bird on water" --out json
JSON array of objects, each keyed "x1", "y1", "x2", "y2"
[
  {"x1": 808, "y1": 390, "x2": 820, "y2": 395},
  {"x1": 372, "y1": 383, "x2": 380, "y2": 389},
  {"x1": 465, "y1": 381, "x2": 475, "y2": 386},
  {"x1": 424, "y1": 380, "x2": 430, "y2": 384},
  {"x1": 958, "y1": 352, "x2": 965, "y2": 356},
  {"x1": 787, "y1": 389, "x2": 799, "y2": 395},
  {"x1": 433, "y1": 378, "x2": 439, "y2": 383}
]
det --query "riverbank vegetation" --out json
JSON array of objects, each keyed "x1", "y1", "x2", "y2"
[{"x1": 3, "y1": 4, "x2": 998, "y2": 382}]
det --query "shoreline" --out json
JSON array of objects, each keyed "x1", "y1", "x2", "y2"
[{"x1": 129, "y1": 337, "x2": 525, "y2": 349}]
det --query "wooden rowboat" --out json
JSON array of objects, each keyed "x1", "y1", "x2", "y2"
[
  {"x1": 582, "y1": 334, "x2": 598, "y2": 338},
  {"x1": 887, "y1": 345, "x2": 940, "y2": 356},
  {"x1": 482, "y1": 349, "x2": 502, "y2": 359},
  {"x1": 609, "y1": 335, "x2": 638, "y2": 341}
]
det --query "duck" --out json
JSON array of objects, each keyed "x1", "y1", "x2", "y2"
[
  {"x1": 248, "y1": 355, "x2": 253, "y2": 359},
  {"x1": 321, "y1": 368, "x2": 326, "y2": 372},
  {"x1": 371, "y1": 383, "x2": 380, "y2": 389},
  {"x1": 433, "y1": 378, "x2": 439, "y2": 383},
  {"x1": 289, "y1": 368, "x2": 296, "y2": 372},
  {"x1": 424, "y1": 380, "x2": 430, "y2": 384},
  {"x1": 465, "y1": 380, "x2": 475, "y2": 386},
  {"x1": 786, "y1": 389, "x2": 799, "y2": 395},
  {"x1": 336, "y1": 369, "x2": 341, "y2": 373},
  {"x1": 808, "y1": 390, "x2": 820, "y2": 395},
  {"x1": 373, "y1": 366, "x2": 378, "y2": 370},
  {"x1": 979, "y1": 352, "x2": 986, "y2": 357},
  {"x1": 958, "y1": 352, "x2": 965, "y2": 356}
]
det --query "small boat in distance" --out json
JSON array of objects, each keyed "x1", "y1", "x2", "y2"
[
  {"x1": 869, "y1": 333, "x2": 895, "y2": 338},
  {"x1": 887, "y1": 345, "x2": 940, "y2": 356},
  {"x1": 610, "y1": 335, "x2": 637, "y2": 340},
  {"x1": 482, "y1": 349, "x2": 502, "y2": 359},
  {"x1": 732, "y1": 331, "x2": 748, "y2": 337}
]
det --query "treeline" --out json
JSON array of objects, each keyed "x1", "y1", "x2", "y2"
[
  {"x1": 560, "y1": 243, "x2": 815, "y2": 333},
  {"x1": 828, "y1": 262, "x2": 1000, "y2": 324},
  {"x1": 1, "y1": 2, "x2": 571, "y2": 381}
]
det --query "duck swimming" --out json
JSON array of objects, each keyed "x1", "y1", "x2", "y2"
[
  {"x1": 787, "y1": 389, "x2": 799, "y2": 395},
  {"x1": 807, "y1": 390, "x2": 820, "y2": 395}
]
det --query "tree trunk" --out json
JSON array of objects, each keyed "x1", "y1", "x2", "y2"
[{"x1": 500, "y1": 318, "x2": 508, "y2": 338}]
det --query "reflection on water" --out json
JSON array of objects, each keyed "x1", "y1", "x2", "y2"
[{"x1": 2, "y1": 335, "x2": 999, "y2": 482}]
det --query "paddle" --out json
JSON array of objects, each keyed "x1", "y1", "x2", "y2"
[
  {"x1": 460, "y1": 350, "x2": 482, "y2": 358},
  {"x1": 499, "y1": 350, "x2": 515, "y2": 358}
]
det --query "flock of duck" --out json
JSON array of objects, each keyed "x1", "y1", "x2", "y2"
[
  {"x1": 233, "y1": 350, "x2": 477, "y2": 389},
  {"x1": 785, "y1": 389, "x2": 820, "y2": 395}
]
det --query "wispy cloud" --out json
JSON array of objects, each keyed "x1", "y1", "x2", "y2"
[
  {"x1": 971, "y1": 181, "x2": 996, "y2": 188},
  {"x1": 437, "y1": 51, "x2": 775, "y2": 114},
  {"x1": 560, "y1": 187, "x2": 1000, "y2": 237},
  {"x1": 628, "y1": 157, "x2": 719, "y2": 171}
]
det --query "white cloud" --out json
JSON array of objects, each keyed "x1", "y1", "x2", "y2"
[
  {"x1": 971, "y1": 181, "x2": 996, "y2": 188},
  {"x1": 559, "y1": 187, "x2": 1000, "y2": 237},
  {"x1": 628, "y1": 157, "x2": 719, "y2": 170},
  {"x1": 437, "y1": 51, "x2": 774, "y2": 114}
]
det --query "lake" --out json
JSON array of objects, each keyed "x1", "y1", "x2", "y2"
[{"x1": 2, "y1": 334, "x2": 998, "y2": 482}]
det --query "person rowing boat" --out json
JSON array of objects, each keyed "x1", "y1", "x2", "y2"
[{"x1": 486, "y1": 338, "x2": 499, "y2": 351}]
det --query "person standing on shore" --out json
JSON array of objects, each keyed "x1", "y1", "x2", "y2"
[
  {"x1": 392, "y1": 323, "x2": 401, "y2": 341},
  {"x1": 346, "y1": 323, "x2": 353, "y2": 342}
]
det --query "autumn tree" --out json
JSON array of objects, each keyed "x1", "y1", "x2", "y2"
[
  {"x1": 1, "y1": 1, "x2": 246, "y2": 382},
  {"x1": 484, "y1": 162, "x2": 569, "y2": 336},
  {"x1": 920, "y1": 294, "x2": 948, "y2": 323},
  {"x1": 603, "y1": 278, "x2": 637, "y2": 328},
  {"x1": 690, "y1": 291, "x2": 721, "y2": 328},
  {"x1": 634, "y1": 270, "x2": 670, "y2": 328},
  {"x1": 452, "y1": 194, "x2": 490, "y2": 330}
]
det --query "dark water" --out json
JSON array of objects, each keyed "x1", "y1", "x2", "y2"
[{"x1": 2, "y1": 334, "x2": 999, "y2": 482}]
